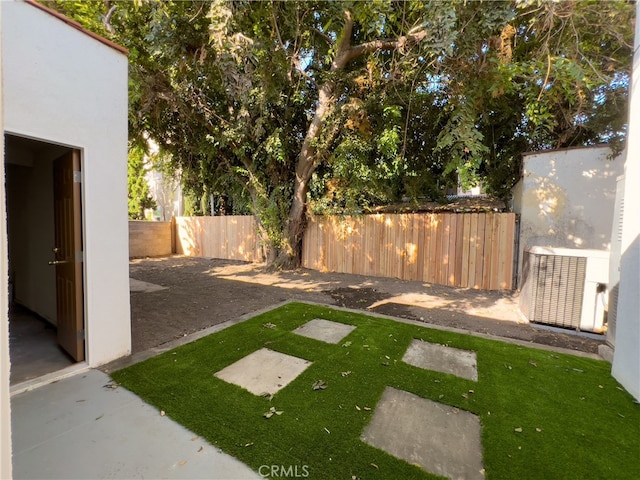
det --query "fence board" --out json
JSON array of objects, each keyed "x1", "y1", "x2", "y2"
[
  {"x1": 406, "y1": 215, "x2": 420, "y2": 281},
  {"x1": 448, "y1": 215, "x2": 456, "y2": 286},
  {"x1": 468, "y1": 214, "x2": 478, "y2": 288},
  {"x1": 175, "y1": 216, "x2": 261, "y2": 262},
  {"x1": 416, "y1": 216, "x2": 425, "y2": 281},
  {"x1": 441, "y1": 214, "x2": 450, "y2": 286},
  {"x1": 461, "y1": 215, "x2": 471, "y2": 287},
  {"x1": 302, "y1": 212, "x2": 516, "y2": 290},
  {"x1": 454, "y1": 215, "x2": 464, "y2": 287}
]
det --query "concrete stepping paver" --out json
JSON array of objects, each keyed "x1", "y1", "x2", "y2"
[
  {"x1": 361, "y1": 387, "x2": 484, "y2": 480},
  {"x1": 214, "y1": 348, "x2": 312, "y2": 396},
  {"x1": 292, "y1": 318, "x2": 356, "y2": 344},
  {"x1": 402, "y1": 339, "x2": 478, "y2": 381},
  {"x1": 130, "y1": 278, "x2": 168, "y2": 293}
]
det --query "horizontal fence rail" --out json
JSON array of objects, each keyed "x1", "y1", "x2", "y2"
[
  {"x1": 175, "y1": 215, "x2": 262, "y2": 262},
  {"x1": 302, "y1": 213, "x2": 516, "y2": 290}
]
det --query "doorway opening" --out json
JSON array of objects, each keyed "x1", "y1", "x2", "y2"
[{"x1": 4, "y1": 134, "x2": 85, "y2": 385}]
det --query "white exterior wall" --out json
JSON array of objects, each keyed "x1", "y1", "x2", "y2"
[
  {"x1": 612, "y1": 2, "x2": 640, "y2": 401},
  {"x1": 514, "y1": 146, "x2": 623, "y2": 285},
  {"x1": 0, "y1": 3, "x2": 14, "y2": 477},
  {"x1": 2, "y1": 0, "x2": 131, "y2": 366}
]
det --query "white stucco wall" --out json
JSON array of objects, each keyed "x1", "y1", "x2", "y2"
[
  {"x1": 612, "y1": 2, "x2": 640, "y2": 401},
  {"x1": 0, "y1": 3, "x2": 14, "y2": 477},
  {"x1": 2, "y1": 0, "x2": 131, "y2": 366},
  {"x1": 513, "y1": 146, "x2": 624, "y2": 286}
]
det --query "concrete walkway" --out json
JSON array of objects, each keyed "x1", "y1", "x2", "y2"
[{"x1": 11, "y1": 369, "x2": 259, "y2": 480}]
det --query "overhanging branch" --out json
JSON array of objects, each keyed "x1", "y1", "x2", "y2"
[{"x1": 332, "y1": 11, "x2": 429, "y2": 70}]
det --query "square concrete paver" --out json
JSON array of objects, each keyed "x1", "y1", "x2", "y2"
[
  {"x1": 361, "y1": 387, "x2": 484, "y2": 480},
  {"x1": 130, "y1": 278, "x2": 168, "y2": 293},
  {"x1": 214, "y1": 348, "x2": 312, "y2": 396},
  {"x1": 402, "y1": 339, "x2": 478, "y2": 381},
  {"x1": 292, "y1": 318, "x2": 356, "y2": 344}
]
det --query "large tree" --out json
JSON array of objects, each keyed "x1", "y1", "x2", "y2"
[
  {"x1": 49, "y1": 0, "x2": 633, "y2": 267},
  {"x1": 127, "y1": 144, "x2": 156, "y2": 219}
]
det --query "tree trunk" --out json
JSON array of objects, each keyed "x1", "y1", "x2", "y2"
[
  {"x1": 270, "y1": 11, "x2": 429, "y2": 269},
  {"x1": 272, "y1": 80, "x2": 336, "y2": 269}
]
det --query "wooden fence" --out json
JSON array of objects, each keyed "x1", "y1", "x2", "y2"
[
  {"x1": 301, "y1": 213, "x2": 517, "y2": 290},
  {"x1": 171, "y1": 212, "x2": 517, "y2": 290},
  {"x1": 174, "y1": 215, "x2": 262, "y2": 262}
]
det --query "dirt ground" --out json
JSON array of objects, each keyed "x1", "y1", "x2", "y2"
[{"x1": 129, "y1": 255, "x2": 605, "y2": 355}]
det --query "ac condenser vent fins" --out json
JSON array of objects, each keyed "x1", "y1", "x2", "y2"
[{"x1": 524, "y1": 252, "x2": 586, "y2": 329}]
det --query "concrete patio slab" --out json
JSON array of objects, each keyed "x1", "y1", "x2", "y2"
[
  {"x1": 130, "y1": 277, "x2": 168, "y2": 293},
  {"x1": 9, "y1": 305, "x2": 74, "y2": 385},
  {"x1": 292, "y1": 318, "x2": 357, "y2": 344},
  {"x1": 214, "y1": 348, "x2": 312, "y2": 396},
  {"x1": 11, "y1": 369, "x2": 259, "y2": 479},
  {"x1": 402, "y1": 339, "x2": 478, "y2": 381},
  {"x1": 361, "y1": 387, "x2": 484, "y2": 480}
]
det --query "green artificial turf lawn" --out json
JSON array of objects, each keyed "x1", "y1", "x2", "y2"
[{"x1": 111, "y1": 303, "x2": 640, "y2": 480}]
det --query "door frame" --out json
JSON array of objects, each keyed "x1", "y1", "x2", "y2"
[{"x1": 4, "y1": 132, "x2": 88, "y2": 366}]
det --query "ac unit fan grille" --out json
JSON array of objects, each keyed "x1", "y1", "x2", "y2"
[{"x1": 527, "y1": 253, "x2": 587, "y2": 329}]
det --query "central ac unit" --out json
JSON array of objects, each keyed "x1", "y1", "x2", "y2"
[{"x1": 519, "y1": 247, "x2": 609, "y2": 333}]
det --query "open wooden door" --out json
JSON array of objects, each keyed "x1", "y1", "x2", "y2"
[{"x1": 51, "y1": 151, "x2": 85, "y2": 362}]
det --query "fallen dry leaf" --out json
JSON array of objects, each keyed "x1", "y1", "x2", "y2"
[
  {"x1": 160, "y1": 410, "x2": 166, "y2": 417},
  {"x1": 263, "y1": 406, "x2": 283, "y2": 418},
  {"x1": 312, "y1": 380, "x2": 328, "y2": 390},
  {"x1": 514, "y1": 427, "x2": 523, "y2": 433}
]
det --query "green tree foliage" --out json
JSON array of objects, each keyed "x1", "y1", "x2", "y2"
[
  {"x1": 127, "y1": 144, "x2": 156, "y2": 220},
  {"x1": 447, "y1": 0, "x2": 633, "y2": 197},
  {"x1": 48, "y1": 0, "x2": 633, "y2": 265}
]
